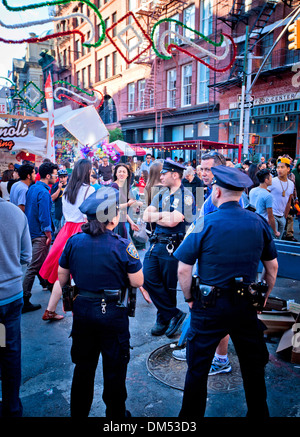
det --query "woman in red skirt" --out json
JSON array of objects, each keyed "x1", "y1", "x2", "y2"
[{"x1": 40, "y1": 159, "x2": 95, "y2": 320}]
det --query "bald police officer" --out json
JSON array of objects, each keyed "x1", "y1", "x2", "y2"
[
  {"x1": 58, "y1": 187, "x2": 148, "y2": 418},
  {"x1": 174, "y1": 166, "x2": 278, "y2": 418},
  {"x1": 143, "y1": 160, "x2": 196, "y2": 338}
]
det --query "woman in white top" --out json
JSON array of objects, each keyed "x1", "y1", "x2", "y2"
[
  {"x1": 0, "y1": 170, "x2": 14, "y2": 201},
  {"x1": 40, "y1": 159, "x2": 95, "y2": 320}
]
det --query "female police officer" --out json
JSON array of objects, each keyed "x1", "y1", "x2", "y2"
[{"x1": 57, "y1": 187, "x2": 147, "y2": 418}]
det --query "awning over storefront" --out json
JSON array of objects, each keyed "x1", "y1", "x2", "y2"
[
  {"x1": 132, "y1": 139, "x2": 242, "y2": 160},
  {"x1": 108, "y1": 140, "x2": 146, "y2": 157}
]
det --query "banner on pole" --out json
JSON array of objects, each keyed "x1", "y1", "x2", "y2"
[{"x1": 45, "y1": 73, "x2": 55, "y2": 163}]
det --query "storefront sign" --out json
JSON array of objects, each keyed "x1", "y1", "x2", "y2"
[
  {"x1": 0, "y1": 98, "x2": 7, "y2": 114},
  {"x1": 0, "y1": 119, "x2": 28, "y2": 150},
  {"x1": 230, "y1": 92, "x2": 299, "y2": 109}
]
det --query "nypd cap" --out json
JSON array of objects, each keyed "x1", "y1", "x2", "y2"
[
  {"x1": 160, "y1": 159, "x2": 186, "y2": 174},
  {"x1": 211, "y1": 165, "x2": 253, "y2": 191},
  {"x1": 79, "y1": 187, "x2": 119, "y2": 220}
]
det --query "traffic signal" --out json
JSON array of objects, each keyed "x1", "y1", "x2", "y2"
[{"x1": 288, "y1": 18, "x2": 300, "y2": 50}]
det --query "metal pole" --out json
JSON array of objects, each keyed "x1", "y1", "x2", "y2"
[
  {"x1": 249, "y1": 4, "x2": 300, "y2": 93},
  {"x1": 239, "y1": 26, "x2": 249, "y2": 156},
  {"x1": 243, "y1": 52, "x2": 253, "y2": 155}
]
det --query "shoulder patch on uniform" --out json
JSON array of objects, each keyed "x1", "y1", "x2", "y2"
[
  {"x1": 184, "y1": 222, "x2": 195, "y2": 239},
  {"x1": 126, "y1": 243, "x2": 139, "y2": 260},
  {"x1": 184, "y1": 195, "x2": 193, "y2": 206}
]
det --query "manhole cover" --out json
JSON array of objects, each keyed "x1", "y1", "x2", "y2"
[{"x1": 147, "y1": 343, "x2": 243, "y2": 393}]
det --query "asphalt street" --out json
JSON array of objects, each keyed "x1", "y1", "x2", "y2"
[{"x1": 1, "y1": 238, "x2": 300, "y2": 425}]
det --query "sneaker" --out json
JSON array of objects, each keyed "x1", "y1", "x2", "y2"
[
  {"x1": 42, "y1": 310, "x2": 64, "y2": 321},
  {"x1": 208, "y1": 357, "x2": 232, "y2": 376},
  {"x1": 172, "y1": 347, "x2": 187, "y2": 361}
]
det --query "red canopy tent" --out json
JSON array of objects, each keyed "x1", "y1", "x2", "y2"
[{"x1": 132, "y1": 139, "x2": 242, "y2": 162}]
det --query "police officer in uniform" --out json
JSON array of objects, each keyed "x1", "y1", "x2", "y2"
[
  {"x1": 58, "y1": 187, "x2": 147, "y2": 418},
  {"x1": 174, "y1": 166, "x2": 278, "y2": 418},
  {"x1": 143, "y1": 160, "x2": 196, "y2": 337}
]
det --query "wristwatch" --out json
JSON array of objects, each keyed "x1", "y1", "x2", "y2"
[{"x1": 184, "y1": 296, "x2": 194, "y2": 303}]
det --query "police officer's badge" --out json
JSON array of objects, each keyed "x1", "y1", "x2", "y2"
[
  {"x1": 184, "y1": 195, "x2": 193, "y2": 206},
  {"x1": 171, "y1": 198, "x2": 180, "y2": 209},
  {"x1": 126, "y1": 243, "x2": 139, "y2": 259}
]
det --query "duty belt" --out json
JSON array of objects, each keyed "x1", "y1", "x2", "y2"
[
  {"x1": 78, "y1": 289, "x2": 121, "y2": 302},
  {"x1": 149, "y1": 233, "x2": 184, "y2": 256}
]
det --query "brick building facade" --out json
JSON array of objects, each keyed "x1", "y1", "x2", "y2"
[{"x1": 52, "y1": 0, "x2": 300, "y2": 160}]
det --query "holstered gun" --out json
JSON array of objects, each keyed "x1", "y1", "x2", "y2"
[
  {"x1": 117, "y1": 287, "x2": 137, "y2": 317},
  {"x1": 62, "y1": 284, "x2": 79, "y2": 312}
]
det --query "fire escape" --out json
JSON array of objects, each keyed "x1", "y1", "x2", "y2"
[
  {"x1": 129, "y1": 0, "x2": 188, "y2": 117},
  {"x1": 211, "y1": 0, "x2": 279, "y2": 92}
]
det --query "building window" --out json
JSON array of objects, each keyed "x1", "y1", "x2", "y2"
[
  {"x1": 82, "y1": 68, "x2": 87, "y2": 89},
  {"x1": 169, "y1": 13, "x2": 180, "y2": 46},
  {"x1": 105, "y1": 54, "x2": 111, "y2": 79},
  {"x1": 128, "y1": 37, "x2": 139, "y2": 65},
  {"x1": 112, "y1": 12, "x2": 117, "y2": 37},
  {"x1": 104, "y1": 17, "x2": 110, "y2": 41},
  {"x1": 76, "y1": 70, "x2": 81, "y2": 87},
  {"x1": 167, "y1": 69, "x2": 176, "y2": 108},
  {"x1": 88, "y1": 65, "x2": 92, "y2": 87},
  {"x1": 98, "y1": 58, "x2": 104, "y2": 82},
  {"x1": 200, "y1": 0, "x2": 213, "y2": 36},
  {"x1": 183, "y1": 5, "x2": 195, "y2": 39},
  {"x1": 260, "y1": 33, "x2": 273, "y2": 71},
  {"x1": 99, "y1": 95, "x2": 117, "y2": 124},
  {"x1": 197, "y1": 60, "x2": 209, "y2": 104},
  {"x1": 128, "y1": 82, "x2": 135, "y2": 112},
  {"x1": 113, "y1": 51, "x2": 118, "y2": 75},
  {"x1": 74, "y1": 40, "x2": 80, "y2": 60},
  {"x1": 149, "y1": 89, "x2": 154, "y2": 108},
  {"x1": 138, "y1": 79, "x2": 145, "y2": 110},
  {"x1": 128, "y1": 0, "x2": 137, "y2": 24},
  {"x1": 184, "y1": 124, "x2": 194, "y2": 139},
  {"x1": 181, "y1": 64, "x2": 192, "y2": 107}
]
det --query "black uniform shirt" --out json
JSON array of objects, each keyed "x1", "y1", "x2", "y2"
[
  {"x1": 174, "y1": 201, "x2": 277, "y2": 288},
  {"x1": 59, "y1": 229, "x2": 142, "y2": 291}
]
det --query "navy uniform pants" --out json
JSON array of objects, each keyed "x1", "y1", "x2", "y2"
[
  {"x1": 143, "y1": 242, "x2": 180, "y2": 325},
  {"x1": 70, "y1": 295, "x2": 130, "y2": 418},
  {"x1": 179, "y1": 292, "x2": 269, "y2": 418}
]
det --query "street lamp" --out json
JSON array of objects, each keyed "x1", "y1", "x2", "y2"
[{"x1": 284, "y1": 113, "x2": 289, "y2": 122}]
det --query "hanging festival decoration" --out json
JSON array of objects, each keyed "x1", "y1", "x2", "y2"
[
  {"x1": 15, "y1": 81, "x2": 45, "y2": 111},
  {"x1": 53, "y1": 80, "x2": 104, "y2": 110},
  {"x1": 1, "y1": 0, "x2": 105, "y2": 48},
  {"x1": 105, "y1": 11, "x2": 152, "y2": 64},
  {"x1": 151, "y1": 18, "x2": 237, "y2": 73}
]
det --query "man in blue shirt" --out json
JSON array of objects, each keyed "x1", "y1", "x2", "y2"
[
  {"x1": 139, "y1": 153, "x2": 153, "y2": 176},
  {"x1": 174, "y1": 166, "x2": 278, "y2": 418},
  {"x1": 22, "y1": 162, "x2": 58, "y2": 313}
]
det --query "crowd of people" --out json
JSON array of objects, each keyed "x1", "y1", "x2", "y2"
[{"x1": 0, "y1": 149, "x2": 299, "y2": 418}]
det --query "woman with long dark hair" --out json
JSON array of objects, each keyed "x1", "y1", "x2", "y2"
[
  {"x1": 40, "y1": 159, "x2": 95, "y2": 320},
  {"x1": 111, "y1": 163, "x2": 142, "y2": 238}
]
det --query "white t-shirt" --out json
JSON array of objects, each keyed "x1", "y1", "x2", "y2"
[
  {"x1": 62, "y1": 184, "x2": 95, "y2": 223},
  {"x1": 0, "y1": 181, "x2": 10, "y2": 201},
  {"x1": 269, "y1": 177, "x2": 294, "y2": 217}
]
